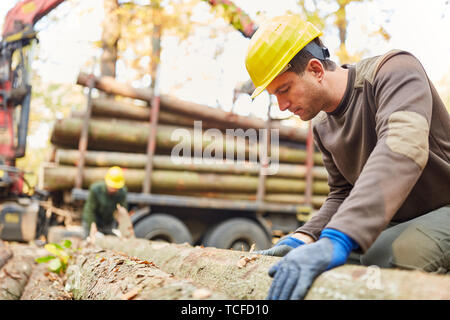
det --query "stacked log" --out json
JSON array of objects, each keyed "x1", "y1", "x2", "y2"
[{"x1": 42, "y1": 73, "x2": 329, "y2": 208}]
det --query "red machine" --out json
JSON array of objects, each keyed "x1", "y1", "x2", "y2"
[{"x1": 0, "y1": 0, "x2": 64, "y2": 241}]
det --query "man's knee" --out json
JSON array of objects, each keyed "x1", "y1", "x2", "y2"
[
  {"x1": 391, "y1": 224, "x2": 449, "y2": 273},
  {"x1": 361, "y1": 206, "x2": 450, "y2": 273}
]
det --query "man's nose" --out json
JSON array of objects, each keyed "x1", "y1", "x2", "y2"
[{"x1": 277, "y1": 97, "x2": 291, "y2": 111}]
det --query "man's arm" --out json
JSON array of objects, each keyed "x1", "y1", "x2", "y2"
[
  {"x1": 325, "y1": 53, "x2": 432, "y2": 252},
  {"x1": 119, "y1": 186, "x2": 128, "y2": 209},
  {"x1": 82, "y1": 186, "x2": 98, "y2": 232},
  {"x1": 295, "y1": 125, "x2": 353, "y2": 241}
]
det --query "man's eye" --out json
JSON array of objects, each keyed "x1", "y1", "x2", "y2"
[{"x1": 279, "y1": 87, "x2": 289, "y2": 94}]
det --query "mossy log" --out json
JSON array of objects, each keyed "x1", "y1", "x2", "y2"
[
  {"x1": 77, "y1": 72, "x2": 309, "y2": 144},
  {"x1": 40, "y1": 164, "x2": 330, "y2": 195},
  {"x1": 54, "y1": 149, "x2": 328, "y2": 180},
  {"x1": 50, "y1": 117, "x2": 323, "y2": 165},
  {"x1": 96, "y1": 236, "x2": 450, "y2": 300},
  {"x1": 65, "y1": 247, "x2": 228, "y2": 300}
]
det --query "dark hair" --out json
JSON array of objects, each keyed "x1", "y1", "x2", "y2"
[{"x1": 287, "y1": 38, "x2": 336, "y2": 75}]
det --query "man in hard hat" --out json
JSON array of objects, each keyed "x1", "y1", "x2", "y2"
[
  {"x1": 82, "y1": 166, "x2": 128, "y2": 238},
  {"x1": 246, "y1": 15, "x2": 450, "y2": 300}
]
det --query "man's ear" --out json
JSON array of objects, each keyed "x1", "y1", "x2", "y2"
[{"x1": 306, "y1": 58, "x2": 325, "y2": 81}]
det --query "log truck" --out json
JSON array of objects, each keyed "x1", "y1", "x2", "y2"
[{"x1": 0, "y1": 0, "x2": 65, "y2": 241}]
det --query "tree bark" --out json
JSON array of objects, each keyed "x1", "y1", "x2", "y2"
[
  {"x1": 65, "y1": 247, "x2": 228, "y2": 300},
  {"x1": 100, "y1": 0, "x2": 120, "y2": 80},
  {"x1": 50, "y1": 117, "x2": 323, "y2": 165},
  {"x1": 95, "y1": 236, "x2": 450, "y2": 300},
  {"x1": 40, "y1": 164, "x2": 330, "y2": 195},
  {"x1": 54, "y1": 149, "x2": 328, "y2": 180},
  {"x1": 77, "y1": 72, "x2": 309, "y2": 144}
]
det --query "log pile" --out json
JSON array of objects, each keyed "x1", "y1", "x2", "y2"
[{"x1": 41, "y1": 73, "x2": 329, "y2": 209}]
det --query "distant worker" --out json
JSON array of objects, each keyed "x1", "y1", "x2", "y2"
[
  {"x1": 82, "y1": 166, "x2": 128, "y2": 238},
  {"x1": 245, "y1": 15, "x2": 450, "y2": 300}
]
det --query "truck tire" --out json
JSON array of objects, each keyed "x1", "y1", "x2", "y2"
[
  {"x1": 203, "y1": 218, "x2": 271, "y2": 250},
  {"x1": 134, "y1": 213, "x2": 193, "y2": 244}
]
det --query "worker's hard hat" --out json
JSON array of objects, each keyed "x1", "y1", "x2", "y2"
[
  {"x1": 245, "y1": 15, "x2": 322, "y2": 99},
  {"x1": 105, "y1": 166, "x2": 125, "y2": 189}
]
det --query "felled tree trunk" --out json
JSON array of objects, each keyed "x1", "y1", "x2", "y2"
[
  {"x1": 65, "y1": 247, "x2": 228, "y2": 300},
  {"x1": 41, "y1": 165, "x2": 330, "y2": 195},
  {"x1": 20, "y1": 263, "x2": 73, "y2": 300},
  {"x1": 54, "y1": 149, "x2": 328, "y2": 180},
  {"x1": 0, "y1": 249, "x2": 34, "y2": 300},
  {"x1": 0, "y1": 247, "x2": 13, "y2": 269},
  {"x1": 77, "y1": 72, "x2": 309, "y2": 144},
  {"x1": 96, "y1": 236, "x2": 450, "y2": 300},
  {"x1": 50, "y1": 117, "x2": 323, "y2": 165}
]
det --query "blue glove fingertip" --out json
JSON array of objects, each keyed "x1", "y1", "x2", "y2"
[
  {"x1": 275, "y1": 236, "x2": 305, "y2": 248},
  {"x1": 268, "y1": 263, "x2": 279, "y2": 277}
]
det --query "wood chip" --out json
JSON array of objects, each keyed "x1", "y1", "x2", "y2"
[
  {"x1": 121, "y1": 287, "x2": 140, "y2": 300},
  {"x1": 192, "y1": 288, "x2": 212, "y2": 299},
  {"x1": 236, "y1": 255, "x2": 259, "y2": 268}
]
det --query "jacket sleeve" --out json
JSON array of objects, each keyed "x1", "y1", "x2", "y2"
[
  {"x1": 119, "y1": 186, "x2": 128, "y2": 209},
  {"x1": 325, "y1": 53, "x2": 432, "y2": 252},
  {"x1": 295, "y1": 125, "x2": 353, "y2": 240},
  {"x1": 82, "y1": 186, "x2": 98, "y2": 229}
]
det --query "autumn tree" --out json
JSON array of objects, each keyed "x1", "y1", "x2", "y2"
[
  {"x1": 100, "y1": 0, "x2": 121, "y2": 78},
  {"x1": 297, "y1": 0, "x2": 391, "y2": 64}
]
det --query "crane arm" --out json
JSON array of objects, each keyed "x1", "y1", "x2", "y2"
[{"x1": 2, "y1": 0, "x2": 65, "y2": 42}]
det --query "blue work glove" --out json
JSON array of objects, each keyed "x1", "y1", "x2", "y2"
[
  {"x1": 254, "y1": 234, "x2": 305, "y2": 257},
  {"x1": 267, "y1": 228, "x2": 358, "y2": 300}
]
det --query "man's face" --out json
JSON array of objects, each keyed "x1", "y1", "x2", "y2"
[
  {"x1": 266, "y1": 60, "x2": 327, "y2": 121},
  {"x1": 106, "y1": 186, "x2": 119, "y2": 194}
]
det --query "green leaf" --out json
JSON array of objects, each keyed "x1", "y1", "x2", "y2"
[
  {"x1": 48, "y1": 258, "x2": 62, "y2": 273},
  {"x1": 44, "y1": 243, "x2": 62, "y2": 256},
  {"x1": 62, "y1": 239, "x2": 72, "y2": 249},
  {"x1": 53, "y1": 243, "x2": 64, "y2": 250},
  {"x1": 35, "y1": 255, "x2": 56, "y2": 263}
]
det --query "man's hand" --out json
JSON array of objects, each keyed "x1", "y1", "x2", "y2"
[
  {"x1": 254, "y1": 234, "x2": 305, "y2": 257},
  {"x1": 266, "y1": 228, "x2": 358, "y2": 300}
]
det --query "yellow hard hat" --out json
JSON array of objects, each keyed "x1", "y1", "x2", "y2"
[
  {"x1": 245, "y1": 15, "x2": 322, "y2": 99},
  {"x1": 105, "y1": 166, "x2": 125, "y2": 189}
]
